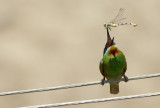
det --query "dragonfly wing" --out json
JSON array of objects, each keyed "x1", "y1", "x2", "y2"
[
  {"x1": 111, "y1": 8, "x2": 126, "y2": 23},
  {"x1": 114, "y1": 17, "x2": 127, "y2": 23}
]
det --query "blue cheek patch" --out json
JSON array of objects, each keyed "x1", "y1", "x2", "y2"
[{"x1": 104, "y1": 49, "x2": 109, "y2": 56}]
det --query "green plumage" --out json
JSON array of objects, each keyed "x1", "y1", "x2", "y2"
[
  {"x1": 99, "y1": 28, "x2": 127, "y2": 94},
  {"x1": 99, "y1": 46, "x2": 127, "y2": 94}
]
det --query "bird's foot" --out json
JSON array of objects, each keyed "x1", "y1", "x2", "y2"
[
  {"x1": 101, "y1": 78, "x2": 105, "y2": 86},
  {"x1": 124, "y1": 75, "x2": 128, "y2": 82}
]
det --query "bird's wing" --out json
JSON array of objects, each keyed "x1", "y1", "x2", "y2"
[
  {"x1": 99, "y1": 60, "x2": 105, "y2": 76},
  {"x1": 123, "y1": 62, "x2": 127, "y2": 76}
]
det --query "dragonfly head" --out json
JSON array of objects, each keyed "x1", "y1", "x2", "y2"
[
  {"x1": 104, "y1": 23, "x2": 107, "y2": 27},
  {"x1": 104, "y1": 23, "x2": 110, "y2": 30},
  {"x1": 104, "y1": 23, "x2": 112, "y2": 27},
  {"x1": 104, "y1": 23, "x2": 112, "y2": 31}
]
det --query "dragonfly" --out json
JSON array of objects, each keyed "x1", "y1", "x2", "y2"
[{"x1": 104, "y1": 8, "x2": 138, "y2": 30}]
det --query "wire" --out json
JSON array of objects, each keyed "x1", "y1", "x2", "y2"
[
  {"x1": 20, "y1": 92, "x2": 160, "y2": 108},
  {"x1": 0, "y1": 73, "x2": 160, "y2": 96}
]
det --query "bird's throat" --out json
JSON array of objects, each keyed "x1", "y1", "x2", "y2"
[{"x1": 108, "y1": 49, "x2": 119, "y2": 57}]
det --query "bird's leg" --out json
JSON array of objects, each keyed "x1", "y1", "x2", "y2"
[
  {"x1": 123, "y1": 74, "x2": 128, "y2": 82},
  {"x1": 101, "y1": 76, "x2": 105, "y2": 86}
]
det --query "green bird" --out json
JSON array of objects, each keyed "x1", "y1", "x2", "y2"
[{"x1": 99, "y1": 28, "x2": 128, "y2": 94}]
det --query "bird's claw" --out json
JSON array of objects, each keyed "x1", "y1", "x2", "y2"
[
  {"x1": 124, "y1": 75, "x2": 128, "y2": 82},
  {"x1": 101, "y1": 78, "x2": 105, "y2": 86}
]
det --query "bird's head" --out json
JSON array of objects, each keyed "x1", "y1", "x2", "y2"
[
  {"x1": 108, "y1": 45, "x2": 119, "y2": 57},
  {"x1": 105, "y1": 44, "x2": 120, "y2": 57}
]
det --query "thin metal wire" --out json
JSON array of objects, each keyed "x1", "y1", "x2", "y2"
[
  {"x1": 20, "y1": 92, "x2": 160, "y2": 108},
  {"x1": 0, "y1": 73, "x2": 160, "y2": 96}
]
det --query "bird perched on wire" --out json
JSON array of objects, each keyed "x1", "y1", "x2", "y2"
[{"x1": 99, "y1": 28, "x2": 128, "y2": 94}]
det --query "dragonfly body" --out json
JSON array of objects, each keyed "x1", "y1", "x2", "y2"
[
  {"x1": 104, "y1": 22, "x2": 137, "y2": 29},
  {"x1": 104, "y1": 8, "x2": 137, "y2": 29},
  {"x1": 104, "y1": 22, "x2": 118, "y2": 28}
]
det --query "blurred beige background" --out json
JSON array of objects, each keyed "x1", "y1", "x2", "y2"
[{"x1": 0, "y1": 0, "x2": 160, "y2": 108}]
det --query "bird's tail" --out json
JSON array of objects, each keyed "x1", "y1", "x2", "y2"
[{"x1": 110, "y1": 82, "x2": 119, "y2": 94}]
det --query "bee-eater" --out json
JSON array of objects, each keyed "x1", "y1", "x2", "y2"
[{"x1": 99, "y1": 28, "x2": 128, "y2": 94}]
